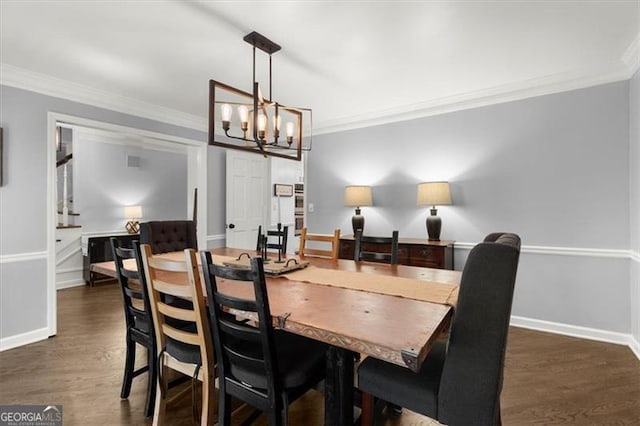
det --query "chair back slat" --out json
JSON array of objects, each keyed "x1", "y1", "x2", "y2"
[
  {"x1": 147, "y1": 256, "x2": 190, "y2": 273},
  {"x1": 162, "y1": 324, "x2": 202, "y2": 347},
  {"x1": 354, "y1": 229, "x2": 399, "y2": 264},
  {"x1": 437, "y1": 233, "x2": 521, "y2": 426},
  {"x1": 122, "y1": 286, "x2": 144, "y2": 300},
  {"x1": 157, "y1": 301, "x2": 197, "y2": 322},
  {"x1": 214, "y1": 292, "x2": 260, "y2": 313},
  {"x1": 120, "y1": 268, "x2": 139, "y2": 281},
  {"x1": 299, "y1": 228, "x2": 341, "y2": 260},
  {"x1": 152, "y1": 279, "x2": 194, "y2": 299}
]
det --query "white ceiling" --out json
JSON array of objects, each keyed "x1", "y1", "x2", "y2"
[{"x1": 1, "y1": 1, "x2": 639, "y2": 133}]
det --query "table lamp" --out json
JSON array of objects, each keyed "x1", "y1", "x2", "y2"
[
  {"x1": 344, "y1": 185, "x2": 372, "y2": 235},
  {"x1": 417, "y1": 182, "x2": 451, "y2": 241},
  {"x1": 124, "y1": 205, "x2": 142, "y2": 234}
]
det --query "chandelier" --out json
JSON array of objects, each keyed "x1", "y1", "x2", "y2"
[{"x1": 208, "y1": 31, "x2": 312, "y2": 161}]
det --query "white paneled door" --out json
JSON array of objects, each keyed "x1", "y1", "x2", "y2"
[{"x1": 225, "y1": 150, "x2": 269, "y2": 249}]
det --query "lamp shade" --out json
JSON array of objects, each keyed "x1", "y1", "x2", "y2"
[
  {"x1": 124, "y1": 205, "x2": 142, "y2": 219},
  {"x1": 344, "y1": 186, "x2": 373, "y2": 207},
  {"x1": 417, "y1": 182, "x2": 451, "y2": 207}
]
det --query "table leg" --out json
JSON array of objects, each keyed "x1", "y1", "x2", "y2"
[{"x1": 325, "y1": 346, "x2": 354, "y2": 426}]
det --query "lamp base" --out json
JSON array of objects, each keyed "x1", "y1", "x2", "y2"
[
  {"x1": 126, "y1": 220, "x2": 140, "y2": 235},
  {"x1": 426, "y1": 208, "x2": 441, "y2": 241},
  {"x1": 352, "y1": 208, "x2": 365, "y2": 235}
]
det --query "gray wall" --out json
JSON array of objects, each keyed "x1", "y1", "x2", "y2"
[
  {"x1": 308, "y1": 81, "x2": 633, "y2": 334},
  {"x1": 0, "y1": 85, "x2": 226, "y2": 343},
  {"x1": 630, "y1": 69, "x2": 639, "y2": 344},
  {"x1": 74, "y1": 137, "x2": 188, "y2": 232}
]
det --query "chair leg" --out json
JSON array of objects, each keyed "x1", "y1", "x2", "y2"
[
  {"x1": 218, "y1": 391, "x2": 231, "y2": 426},
  {"x1": 152, "y1": 363, "x2": 167, "y2": 426},
  {"x1": 360, "y1": 392, "x2": 375, "y2": 426},
  {"x1": 144, "y1": 345, "x2": 157, "y2": 418},
  {"x1": 267, "y1": 398, "x2": 284, "y2": 426},
  {"x1": 120, "y1": 333, "x2": 135, "y2": 399},
  {"x1": 201, "y1": 371, "x2": 217, "y2": 426}
]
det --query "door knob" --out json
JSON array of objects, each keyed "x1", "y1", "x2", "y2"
[{"x1": 228, "y1": 223, "x2": 235, "y2": 229}]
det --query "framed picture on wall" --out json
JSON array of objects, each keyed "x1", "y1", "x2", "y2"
[{"x1": 273, "y1": 183, "x2": 293, "y2": 197}]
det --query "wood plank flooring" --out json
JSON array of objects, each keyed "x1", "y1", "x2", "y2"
[{"x1": 0, "y1": 285, "x2": 638, "y2": 425}]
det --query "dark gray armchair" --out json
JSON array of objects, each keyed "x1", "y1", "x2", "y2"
[
  {"x1": 357, "y1": 232, "x2": 521, "y2": 426},
  {"x1": 139, "y1": 220, "x2": 197, "y2": 254}
]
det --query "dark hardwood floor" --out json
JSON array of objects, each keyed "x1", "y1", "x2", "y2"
[{"x1": 0, "y1": 285, "x2": 638, "y2": 425}]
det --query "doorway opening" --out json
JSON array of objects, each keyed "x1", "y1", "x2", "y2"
[{"x1": 47, "y1": 112, "x2": 207, "y2": 337}]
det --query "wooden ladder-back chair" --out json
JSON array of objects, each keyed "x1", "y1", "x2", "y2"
[
  {"x1": 140, "y1": 245, "x2": 216, "y2": 426},
  {"x1": 298, "y1": 227, "x2": 341, "y2": 260},
  {"x1": 110, "y1": 238, "x2": 156, "y2": 418}
]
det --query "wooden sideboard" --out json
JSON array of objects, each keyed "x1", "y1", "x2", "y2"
[
  {"x1": 339, "y1": 235, "x2": 454, "y2": 270},
  {"x1": 83, "y1": 233, "x2": 139, "y2": 285}
]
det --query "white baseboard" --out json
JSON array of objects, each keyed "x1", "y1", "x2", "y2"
[
  {"x1": 0, "y1": 327, "x2": 50, "y2": 352},
  {"x1": 511, "y1": 315, "x2": 639, "y2": 360},
  {"x1": 56, "y1": 279, "x2": 86, "y2": 290},
  {"x1": 630, "y1": 336, "x2": 640, "y2": 360}
]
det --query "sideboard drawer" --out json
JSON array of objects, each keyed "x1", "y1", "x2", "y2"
[{"x1": 408, "y1": 245, "x2": 445, "y2": 265}]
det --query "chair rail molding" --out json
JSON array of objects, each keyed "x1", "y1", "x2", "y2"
[{"x1": 0, "y1": 251, "x2": 48, "y2": 264}]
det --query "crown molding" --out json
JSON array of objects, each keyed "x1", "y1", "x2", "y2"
[
  {"x1": 3, "y1": 54, "x2": 637, "y2": 138},
  {"x1": 622, "y1": 32, "x2": 640, "y2": 76},
  {"x1": 0, "y1": 64, "x2": 208, "y2": 132},
  {"x1": 314, "y1": 64, "x2": 632, "y2": 135}
]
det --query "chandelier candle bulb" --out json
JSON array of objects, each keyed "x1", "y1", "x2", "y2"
[
  {"x1": 257, "y1": 113, "x2": 267, "y2": 140},
  {"x1": 273, "y1": 114, "x2": 282, "y2": 138},
  {"x1": 238, "y1": 105, "x2": 249, "y2": 131},
  {"x1": 286, "y1": 122, "x2": 294, "y2": 145},
  {"x1": 221, "y1": 104, "x2": 232, "y2": 131}
]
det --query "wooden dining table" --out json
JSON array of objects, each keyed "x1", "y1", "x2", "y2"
[{"x1": 92, "y1": 247, "x2": 461, "y2": 425}]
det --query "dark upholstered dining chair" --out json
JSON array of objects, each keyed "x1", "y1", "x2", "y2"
[
  {"x1": 139, "y1": 220, "x2": 197, "y2": 254},
  {"x1": 357, "y1": 232, "x2": 521, "y2": 426},
  {"x1": 110, "y1": 238, "x2": 156, "y2": 418},
  {"x1": 201, "y1": 252, "x2": 328, "y2": 426},
  {"x1": 354, "y1": 229, "x2": 400, "y2": 265}
]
